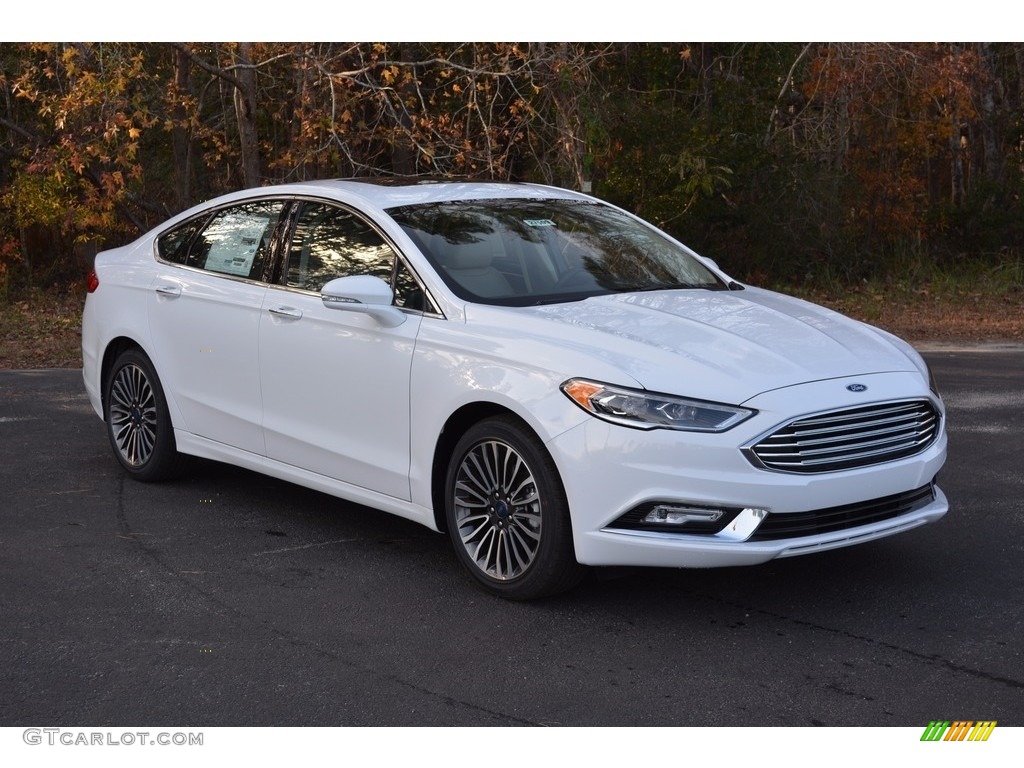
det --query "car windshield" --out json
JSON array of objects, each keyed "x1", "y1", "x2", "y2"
[{"x1": 387, "y1": 199, "x2": 725, "y2": 306}]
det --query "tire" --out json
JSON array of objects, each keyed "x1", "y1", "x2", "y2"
[
  {"x1": 104, "y1": 349, "x2": 186, "y2": 482},
  {"x1": 445, "y1": 416, "x2": 584, "y2": 600}
]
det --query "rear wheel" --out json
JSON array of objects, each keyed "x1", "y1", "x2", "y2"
[
  {"x1": 105, "y1": 349, "x2": 186, "y2": 481},
  {"x1": 445, "y1": 417, "x2": 584, "y2": 600}
]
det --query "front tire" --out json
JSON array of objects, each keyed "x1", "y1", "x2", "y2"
[
  {"x1": 104, "y1": 349, "x2": 185, "y2": 482},
  {"x1": 445, "y1": 417, "x2": 584, "y2": 600}
]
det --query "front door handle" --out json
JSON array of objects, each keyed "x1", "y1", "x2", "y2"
[
  {"x1": 268, "y1": 306, "x2": 303, "y2": 319},
  {"x1": 155, "y1": 284, "x2": 181, "y2": 297}
]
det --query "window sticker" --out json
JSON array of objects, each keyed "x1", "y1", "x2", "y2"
[
  {"x1": 204, "y1": 214, "x2": 268, "y2": 276},
  {"x1": 524, "y1": 218, "x2": 556, "y2": 228}
]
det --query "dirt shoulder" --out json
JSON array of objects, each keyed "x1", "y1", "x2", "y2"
[
  {"x1": 2, "y1": 287, "x2": 1022, "y2": 370},
  {"x1": 1, "y1": 293, "x2": 85, "y2": 369},
  {"x1": 792, "y1": 286, "x2": 1024, "y2": 345}
]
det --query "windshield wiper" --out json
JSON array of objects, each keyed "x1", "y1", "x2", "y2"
[
  {"x1": 530, "y1": 294, "x2": 592, "y2": 306},
  {"x1": 631, "y1": 282, "x2": 722, "y2": 292}
]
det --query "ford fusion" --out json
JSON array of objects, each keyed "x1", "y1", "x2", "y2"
[{"x1": 82, "y1": 179, "x2": 947, "y2": 599}]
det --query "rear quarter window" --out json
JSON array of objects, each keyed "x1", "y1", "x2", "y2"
[{"x1": 156, "y1": 217, "x2": 206, "y2": 265}]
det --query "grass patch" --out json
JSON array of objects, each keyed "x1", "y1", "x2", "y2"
[
  {"x1": 790, "y1": 283, "x2": 1024, "y2": 343},
  {"x1": 780, "y1": 257, "x2": 1024, "y2": 343}
]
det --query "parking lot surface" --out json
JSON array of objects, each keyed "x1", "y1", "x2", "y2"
[{"x1": 1, "y1": 351, "x2": 1021, "y2": 726}]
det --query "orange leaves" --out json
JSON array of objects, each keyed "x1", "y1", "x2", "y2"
[
  {"x1": 245, "y1": 42, "x2": 565, "y2": 180},
  {"x1": 781, "y1": 43, "x2": 997, "y2": 246},
  {"x1": 2, "y1": 42, "x2": 161, "y2": 242}
]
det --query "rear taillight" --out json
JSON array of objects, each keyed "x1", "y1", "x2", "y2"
[{"x1": 87, "y1": 269, "x2": 99, "y2": 293}]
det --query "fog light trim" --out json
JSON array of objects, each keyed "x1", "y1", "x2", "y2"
[
  {"x1": 610, "y1": 501, "x2": 742, "y2": 534},
  {"x1": 608, "y1": 500, "x2": 772, "y2": 540},
  {"x1": 643, "y1": 505, "x2": 726, "y2": 526}
]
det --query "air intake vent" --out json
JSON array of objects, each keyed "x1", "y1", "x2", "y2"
[
  {"x1": 749, "y1": 485, "x2": 935, "y2": 540},
  {"x1": 746, "y1": 400, "x2": 940, "y2": 473}
]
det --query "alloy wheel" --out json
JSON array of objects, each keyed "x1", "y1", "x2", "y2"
[
  {"x1": 452, "y1": 439, "x2": 543, "y2": 581},
  {"x1": 108, "y1": 363, "x2": 158, "y2": 467}
]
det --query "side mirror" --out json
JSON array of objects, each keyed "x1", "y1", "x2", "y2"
[{"x1": 321, "y1": 275, "x2": 406, "y2": 328}]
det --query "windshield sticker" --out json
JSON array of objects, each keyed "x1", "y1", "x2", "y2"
[{"x1": 524, "y1": 218, "x2": 556, "y2": 228}]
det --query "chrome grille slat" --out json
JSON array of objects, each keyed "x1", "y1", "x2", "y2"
[
  {"x1": 748, "y1": 399, "x2": 941, "y2": 473},
  {"x1": 758, "y1": 428, "x2": 935, "y2": 460},
  {"x1": 759, "y1": 416, "x2": 936, "y2": 451},
  {"x1": 783, "y1": 403, "x2": 922, "y2": 428},
  {"x1": 766, "y1": 435, "x2": 936, "y2": 468},
  {"x1": 769, "y1": 411, "x2": 935, "y2": 441},
  {"x1": 782, "y1": 409, "x2": 929, "y2": 434}
]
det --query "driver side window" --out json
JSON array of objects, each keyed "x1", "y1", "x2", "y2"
[{"x1": 284, "y1": 203, "x2": 395, "y2": 293}]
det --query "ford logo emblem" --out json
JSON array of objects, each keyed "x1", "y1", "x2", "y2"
[{"x1": 846, "y1": 383, "x2": 868, "y2": 392}]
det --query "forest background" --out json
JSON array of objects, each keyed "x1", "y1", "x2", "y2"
[{"x1": 1, "y1": 42, "x2": 1022, "y2": 366}]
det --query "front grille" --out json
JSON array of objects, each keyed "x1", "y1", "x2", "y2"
[
  {"x1": 749, "y1": 484, "x2": 935, "y2": 541},
  {"x1": 746, "y1": 399, "x2": 940, "y2": 473}
]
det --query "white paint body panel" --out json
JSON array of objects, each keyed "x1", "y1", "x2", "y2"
[
  {"x1": 81, "y1": 180, "x2": 949, "y2": 572},
  {"x1": 258, "y1": 285, "x2": 422, "y2": 500},
  {"x1": 147, "y1": 269, "x2": 267, "y2": 454}
]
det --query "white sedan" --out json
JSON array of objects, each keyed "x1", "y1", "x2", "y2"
[{"x1": 81, "y1": 179, "x2": 948, "y2": 599}]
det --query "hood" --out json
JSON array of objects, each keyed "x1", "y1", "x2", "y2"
[{"x1": 472, "y1": 287, "x2": 920, "y2": 405}]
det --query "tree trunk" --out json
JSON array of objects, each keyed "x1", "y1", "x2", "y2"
[
  {"x1": 538, "y1": 42, "x2": 586, "y2": 191},
  {"x1": 289, "y1": 43, "x2": 309, "y2": 180},
  {"x1": 171, "y1": 46, "x2": 192, "y2": 210},
  {"x1": 391, "y1": 44, "x2": 416, "y2": 176},
  {"x1": 950, "y1": 128, "x2": 966, "y2": 207},
  {"x1": 977, "y1": 42, "x2": 1001, "y2": 183},
  {"x1": 1013, "y1": 43, "x2": 1024, "y2": 116},
  {"x1": 1016, "y1": 44, "x2": 1024, "y2": 176},
  {"x1": 698, "y1": 42, "x2": 714, "y2": 116},
  {"x1": 233, "y1": 42, "x2": 261, "y2": 188}
]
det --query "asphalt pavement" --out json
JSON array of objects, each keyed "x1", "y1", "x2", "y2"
[{"x1": 0, "y1": 351, "x2": 1021, "y2": 726}]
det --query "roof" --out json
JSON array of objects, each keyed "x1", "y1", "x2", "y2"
[
  {"x1": 156, "y1": 178, "x2": 593, "y2": 238},
  {"x1": 266, "y1": 178, "x2": 589, "y2": 209}
]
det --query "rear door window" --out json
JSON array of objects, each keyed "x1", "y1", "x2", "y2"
[{"x1": 184, "y1": 201, "x2": 286, "y2": 280}]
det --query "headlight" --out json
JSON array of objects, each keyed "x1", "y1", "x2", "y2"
[{"x1": 561, "y1": 379, "x2": 755, "y2": 432}]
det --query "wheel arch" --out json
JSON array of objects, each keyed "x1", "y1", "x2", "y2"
[
  {"x1": 102, "y1": 341, "x2": 189, "y2": 481},
  {"x1": 430, "y1": 402, "x2": 541, "y2": 533},
  {"x1": 100, "y1": 336, "x2": 148, "y2": 414}
]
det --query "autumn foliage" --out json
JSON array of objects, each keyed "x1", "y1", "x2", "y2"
[{"x1": 1, "y1": 42, "x2": 1022, "y2": 298}]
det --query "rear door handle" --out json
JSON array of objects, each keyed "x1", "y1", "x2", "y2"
[
  {"x1": 155, "y1": 284, "x2": 181, "y2": 297},
  {"x1": 268, "y1": 306, "x2": 303, "y2": 319}
]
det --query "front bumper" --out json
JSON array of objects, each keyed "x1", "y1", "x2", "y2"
[
  {"x1": 577, "y1": 486, "x2": 947, "y2": 568},
  {"x1": 546, "y1": 373, "x2": 948, "y2": 569}
]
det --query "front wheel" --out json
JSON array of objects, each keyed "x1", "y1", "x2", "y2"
[{"x1": 445, "y1": 417, "x2": 584, "y2": 600}]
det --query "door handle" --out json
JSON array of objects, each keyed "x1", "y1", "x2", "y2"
[
  {"x1": 155, "y1": 284, "x2": 181, "y2": 297},
  {"x1": 268, "y1": 306, "x2": 303, "y2": 319}
]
